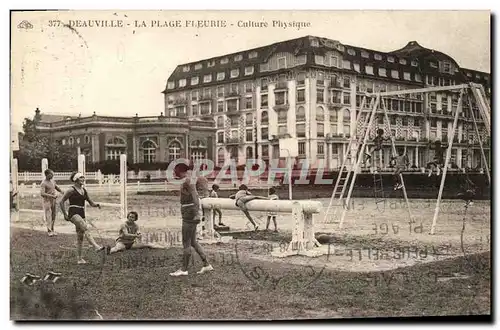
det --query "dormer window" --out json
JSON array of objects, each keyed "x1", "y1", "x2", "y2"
[
  {"x1": 399, "y1": 59, "x2": 407, "y2": 65},
  {"x1": 167, "y1": 81, "x2": 175, "y2": 89},
  {"x1": 387, "y1": 56, "x2": 395, "y2": 63},
  {"x1": 374, "y1": 54, "x2": 382, "y2": 60},
  {"x1": 337, "y1": 44, "x2": 345, "y2": 52},
  {"x1": 207, "y1": 60, "x2": 215, "y2": 67},
  {"x1": 249, "y1": 51, "x2": 258, "y2": 58},
  {"x1": 430, "y1": 61, "x2": 438, "y2": 68},
  {"x1": 411, "y1": 60, "x2": 418, "y2": 67},
  {"x1": 194, "y1": 63, "x2": 202, "y2": 70},
  {"x1": 361, "y1": 51, "x2": 369, "y2": 58},
  {"x1": 220, "y1": 57, "x2": 229, "y2": 65},
  {"x1": 234, "y1": 54, "x2": 243, "y2": 61},
  {"x1": 347, "y1": 49, "x2": 356, "y2": 56},
  {"x1": 182, "y1": 65, "x2": 190, "y2": 72},
  {"x1": 311, "y1": 39, "x2": 319, "y2": 47}
]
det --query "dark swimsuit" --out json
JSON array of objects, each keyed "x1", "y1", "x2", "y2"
[{"x1": 68, "y1": 186, "x2": 88, "y2": 219}]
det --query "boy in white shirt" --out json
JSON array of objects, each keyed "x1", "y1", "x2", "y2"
[{"x1": 266, "y1": 187, "x2": 279, "y2": 232}]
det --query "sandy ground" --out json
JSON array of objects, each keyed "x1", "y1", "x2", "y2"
[{"x1": 11, "y1": 193, "x2": 490, "y2": 274}]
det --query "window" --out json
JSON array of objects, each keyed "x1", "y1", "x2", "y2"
[
  {"x1": 317, "y1": 123, "x2": 324, "y2": 137},
  {"x1": 246, "y1": 113, "x2": 253, "y2": 125},
  {"x1": 374, "y1": 54, "x2": 382, "y2": 60},
  {"x1": 245, "y1": 66, "x2": 254, "y2": 75},
  {"x1": 245, "y1": 83, "x2": 253, "y2": 93},
  {"x1": 192, "y1": 104, "x2": 199, "y2": 115},
  {"x1": 227, "y1": 99, "x2": 238, "y2": 112},
  {"x1": 217, "y1": 101, "x2": 224, "y2": 113},
  {"x1": 277, "y1": 57, "x2": 286, "y2": 69},
  {"x1": 330, "y1": 56, "x2": 338, "y2": 67},
  {"x1": 403, "y1": 72, "x2": 411, "y2": 81},
  {"x1": 200, "y1": 103, "x2": 210, "y2": 115},
  {"x1": 278, "y1": 125, "x2": 287, "y2": 135},
  {"x1": 361, "y1": 51, "x2": 369, "y2": 58},
  {"x1": 217, "y1": 72, "x2": 225, "y2": 81},
  {"x1": 296, "y1": 123, "x2": 306, "y2": 138},
  {"x1": 330, "y1": 123, "x2": 338, "y2": 134},
  {"x1": 391, "y1": 70, "x2": 399, "y2": 79},
  {"x1": 182, "y1": 65, "x2": 190, "y2": 72},
  {"x1": 347, "y1": 49, "x2": 356, "y2": 56},
  {"x1": 411, "y1": 60, "x2": 418, "y2": 67},
  {"x1": 343, "y1": 77, "x2": 350, "y2": 88},
  {"x1": 84, "y1": 135, "x2": 90, "y2": 144},
  {"x1": 203, "y1": 74, "x2": 212, "y2": 83},
  {"x1": 194, "y1": 63, "x2": 202, "y2": 70},
  {"x1": 143, "y1": 140, "x2": 157, "y2": 163},
  {"x1": 430, "y1": 61, "x2": 438, "y2": 68},
  {"x1": 317, "y1": 89, "x2": 324, "y2": 103},
  {"x1": 387, "y1": 56, "x2": 395, "y2": 63},
  {"x1": 261, "y1": 94, "x2": 268, "y2": 107},
  {"x1": 343, "y1": 93, "x2": 351, "y2": 105},
  {"x1": 298, "y1": 142, "x2": 306, "y2": 155},
  {"x1": 217, "y1": 148, "x2": 225, "y2": 165},
  {"x1": 249, "y1": 51, "x2": 258, "y2": 59},
  {"x1": 217, "y1": 116, "x2": 224, "y2": 127},
  {"x1": 317, "y1": 72, "x2": 324, "y2": 86},
  {"x1": 261, "y1": 78, "x2": 268, "y2": 91},
  {"x1": 179, "y1": 79, "x2": 186, "y2": 87},
  {"x1": 167, "y1": 82, "x2": 174, "y2": 89},
  {"x1": 217, "y1": 86, "x2": 224, "y2": 98},
  {"x1": 208, "y1": 60, "x2": 215, "y2": 68},
  {"x1": 297, "y1": 55, "x2": 307, "y2": 64},
  {"x1": 230, "y1": 69, "x2": 239, "y2": 78},
  {"x1": 234, "y1": 54, "x2": 243, "y2": 61},
  {"x1": 379, "y1": 68, "x2": 387, "y2": 77},
  {"x1": 69, "y1": 137, "x2": 74, "y2": 145},
  {"x1": 191, "y1": 77, "x2": 199, "y2": 85},
  {"x1": 296, "y1": 106, "x2": 306, "y2": 121},
  {"x1": 246, "y1": 129, "x2": 253, "y2": 142},
  {"x1": 365, "y1": 65, "x2": 374, "y2": 75},
  {"x1": 402, "y1": 117, "x2": 408, "y2": 126},
  {"x1": 317, "y1": 142, "x2": 324, "y2": 155},
  {"x1": 261, "y1": 127, "x2": 269, "y2": 140},
  {"x1": 316, "y1": 106, "x2": 325, "y2": 121},
  {"x1": 297, "y1": 72, "x2": 306, "y2": 85},
  {"x1": 343, "y1": 109, "x2": 350, "y2": 122},
  {"x1": 399, "y1": 59, "x2": 407, "y2": 65},
  {"x1": 343, "y1": 60, "x2": 351, "y2": 69},
  {"x1": 261, "y1": 111, "x2": 268, "y2": 124},
  {"x1": 353, "y1": 63, "x2": 360, "y2": 73},
  {"x1": 229, "y1": 83, "x2": 239, "y2": 94},
  {"x1": 443, "y1": 61, "x2": 451, "y2": 73},
  {"x1": 245, "y1": 97, "x2": 252, "y2": 109},
  {"x1": 337, "y1": 45, "x2": 345, "y2": 52},
  {"x1": 344, "y1": 124, "x2": 350, "y2": 136},
  {"x1": 75, "y1": 137, "x2": 80, "y2": 144},
  {"x1": 330, "y1": 109, "x2": 338, "y2": 122},
  {"x1": 275, "y1": 91, "x2": 287, "y2": 105},
  {"x1": 297, "y1": 89, "x2": 305, "y2": 102},
  {"x1": 191, "y1": 90, "x2": 199, "y2": 101},
  {"x1": 315, "y1": 55, "x2": 325, "y2": 65},
  {"x1": 415, "y1": 73, "x2": 422, "y2": 82},
  {"x1": 220, "y1": 57, "x2": 229, "y2": 64},
  {"x1": 311, "y1": 39, "x2": 319, "y2": 47}
]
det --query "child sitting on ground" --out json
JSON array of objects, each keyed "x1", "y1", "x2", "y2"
[
  {"x1": 230, "y1": 184, "x2": 267, "y2": 232},
  {"x1": 107, "y1": 211, "x2": 163, "y2": 254},
  {"x1": 266, "y1": 187, "x2": 279, "y2": 232}
]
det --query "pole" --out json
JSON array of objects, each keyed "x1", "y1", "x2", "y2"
[{"x1": 288, "y1": 155, "x2": 293, "y2": 200}]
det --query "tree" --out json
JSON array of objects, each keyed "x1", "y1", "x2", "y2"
[{"x1": 16, "y1": 117, "x2": 78, "y2": 171}]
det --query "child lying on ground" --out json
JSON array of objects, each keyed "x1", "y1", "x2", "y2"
[
  {"x1": 107, "y1": 211, "x2": 163, "y2": 254},
  {"x1": 230, "y1": 184, "x2": 268, "y2": 232}
]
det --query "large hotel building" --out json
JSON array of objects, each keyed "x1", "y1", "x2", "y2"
[{"x1": 34, "y1": 36, "x2": 491, "y2": 170}]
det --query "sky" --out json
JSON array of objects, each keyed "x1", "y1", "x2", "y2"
[{"x1": 10, "y1": 10, "x2": 490, "y2": 132}]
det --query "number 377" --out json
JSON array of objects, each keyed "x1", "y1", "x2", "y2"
[{"x1": 48, "y1": 20, "x2": 62, "y2": 27}]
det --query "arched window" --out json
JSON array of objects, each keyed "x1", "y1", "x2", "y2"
[
  {"x1": 316, "y1": 106, "x2": 325, "y2": 121},
  {"x1": 190, "y1": 139, "x2": 207, "y2": 162},
  {"x1": 296, "y1": 106, "x2": 306, "y2": 121},
  {"x1": 106, "y1": 136, "x2": 127, "y2": 160},
  {"x1": 229, "y1": 146, "x2": 238, "y2": 160},
  {"x1": 84, "y1": 135, "x2": 90, "y2": 144},
  {"x1": 246, "y1": 146, "x2": 253, "y2": 159},
  {"x1": 69, "y1": 137, "x2": 74, "y2": 145},
  {"x1": 217, "y1": 148, "x2": 225, "y2": 166},
  {"x1": 143, "y1": 140, "x2": 157, "y2": 163},
  {"x1": 343, "y1": 109, "x2": 350, "y2": 123},
  {"x1": 168, "y1": 141, "x2": 181, "y2": 162}
]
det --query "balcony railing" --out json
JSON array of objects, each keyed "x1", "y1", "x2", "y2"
[
  {"x1": 199, "y1": 94, "x2": 212, "y2": 101},
  {"x1": 226, "y1": 137, "x2": 241, "y2": 145},
  {"x1": 173, "y1": 98, "x2": 188, "y2": 105},
  {"x1": 329, "y1": 80, "x2": 342, "y2": 89}
]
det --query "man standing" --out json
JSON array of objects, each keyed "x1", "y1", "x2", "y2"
[
  {"x1": 40, "y1": 169, "x2": 63, "y2": 236},
  {"x1": 170, "y1": 164, "x2": 213, "y2": 277}
]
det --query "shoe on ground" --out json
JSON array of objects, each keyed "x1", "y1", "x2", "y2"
[
  {"x1": 77, "y1": 259, "x2": 87, "y2": 265},
  {"x1": 218, "y1": 222, "x2": 226, "y2": 227},
  {"x1": 170, "y1": 269, "x2": 188, "y2": 277},
  {"x1": 197, "y1": 264, "x2": 214, "y2": 274},
  {"x1": 48, "y1": 232, "x2": 54, "y2": 237}
]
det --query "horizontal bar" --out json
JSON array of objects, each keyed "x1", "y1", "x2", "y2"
[
  {"x1": 17, "y1": 209, "x2": 44, "y2": 213},
  {"x1": 366, "y1": 84, "x2": 468, "y2": 97},
  {"x1": 99, "y1": 202, "x2": 121, "y2": 208},
  {"x1": 201, "y1": 198, "x2": 323, "y2": 214}
]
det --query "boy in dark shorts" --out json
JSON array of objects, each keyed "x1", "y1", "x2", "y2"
[
  {"x1": 230, "y1": 184, "x2": 268, "y2": 232},
  {"x1": 364, "y1": 129, "x2": 391, "y2": 167}
]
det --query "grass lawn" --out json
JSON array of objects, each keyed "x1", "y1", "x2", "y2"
[{"x1": 10, "y1": 227, "x2": 490, "y2": 320}]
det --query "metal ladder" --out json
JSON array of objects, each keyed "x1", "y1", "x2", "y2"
[{"x1": 469, "y1": 83, "x2": 491, "y2": 135}]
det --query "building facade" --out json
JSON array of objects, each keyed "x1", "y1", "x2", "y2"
[
  {"x1": 33, "y1": 109, "x2": 216, "y2": 164},
  {"x1": 164, "y1": 36, "x2": 491, "y2": 170}
]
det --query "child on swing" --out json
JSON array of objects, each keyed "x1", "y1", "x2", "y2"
[
  {"x1": 391, "y1": 149, "x2": 409, "y2": 190},
  {"x1": 364, "y1": 128, "x2": 391, "y2": 169},
  {"x1": 427, "y1": 140, "x2": 448, "y2": 177},
  {"x1": 230, "y1": 184, "x2": 267, "y2": 232}
]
